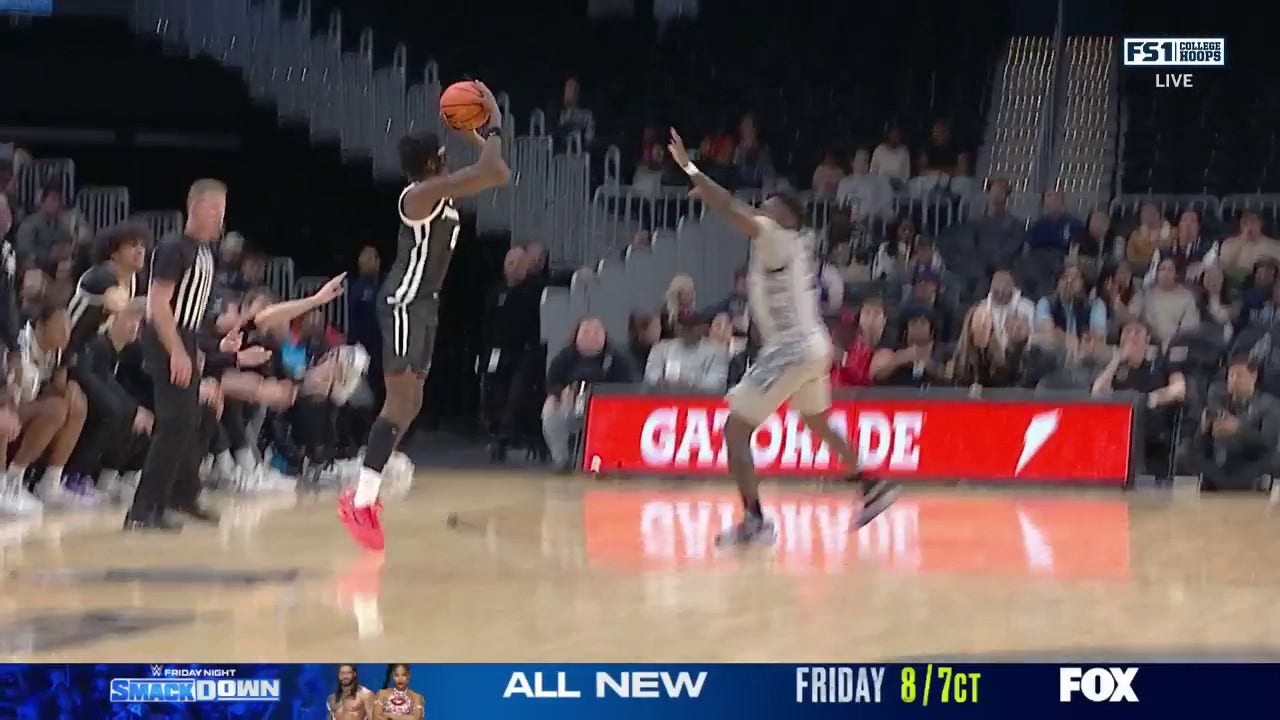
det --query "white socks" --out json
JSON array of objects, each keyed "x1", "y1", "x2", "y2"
[
  {"x1": 98, "y1": 469, "x2": 120, "y2": 490},
  {"x1": 123, "y1": 470, "x2": 141, "y2": 487},
  {"x1": 216, "y1": 450, "x2": 237, "y2": 478},
  {"x1": 234, "y1": 448, "x2": 257, "y2": 470},
  {"x1": 353, "y1": 467, "x2": 382, "y2": 508},
  {"x1": 40, "y1": 465, "x2": 63, "y2": 487}
]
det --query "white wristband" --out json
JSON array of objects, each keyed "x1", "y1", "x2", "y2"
[{"x1": 682, "y1": 161, "x2": 700, "y2": 176}]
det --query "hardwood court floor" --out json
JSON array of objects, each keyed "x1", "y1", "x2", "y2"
[{"x1": 1, "y1": 472, "x2": 1279, "y2": 662}]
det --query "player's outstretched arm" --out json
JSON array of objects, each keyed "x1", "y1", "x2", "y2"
[
  {"x1": 403, "y1": 82, "x2": 510, "y2": 219},
  {"x1": 668, "y1": 127, "x2": 761, "y2": 238}
]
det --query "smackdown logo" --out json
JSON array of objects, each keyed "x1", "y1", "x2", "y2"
[
  {"x1": 109, "y1": 678, "x2": 282, "y2": 703},
  {"x1": 1123, "y1": 38, "x2": 1225, "y2": 66}
]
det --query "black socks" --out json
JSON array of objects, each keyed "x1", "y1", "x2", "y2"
[{"x1": 363, "y1": 417, "x2": 402, "y2": 473}]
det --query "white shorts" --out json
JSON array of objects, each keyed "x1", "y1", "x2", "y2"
[{"x1": 727, "y1": 343, "x2": 832, "y2": 426}]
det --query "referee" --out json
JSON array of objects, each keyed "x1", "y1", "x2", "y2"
[{"x1": 124, "y1": 179, "x2": 221, "y2": 532}]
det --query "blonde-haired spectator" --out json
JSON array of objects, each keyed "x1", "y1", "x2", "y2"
[{"x1": 659, "y1": 273, "x2": 696, "y2": 338}]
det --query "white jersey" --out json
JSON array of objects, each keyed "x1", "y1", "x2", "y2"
[{"x1": 747, "y1": 217, "x2": 830, "y2": 357}]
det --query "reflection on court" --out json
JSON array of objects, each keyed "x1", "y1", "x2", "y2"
[{"x1": 0, "y1": 473, "x2": 1277, "y2": 662}]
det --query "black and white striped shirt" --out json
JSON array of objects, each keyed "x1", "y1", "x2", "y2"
[{"x1": 150, "y1": 233, "x2": 215, "y2": 333}]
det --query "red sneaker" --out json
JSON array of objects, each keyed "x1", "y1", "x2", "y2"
[{"x1": 338, "y1": 488, "x2": 385, "y2": 550}]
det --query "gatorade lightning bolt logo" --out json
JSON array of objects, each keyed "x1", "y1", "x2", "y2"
[{"x1": 1015, "y1": 410, "x2": 1061, "y2": 475}]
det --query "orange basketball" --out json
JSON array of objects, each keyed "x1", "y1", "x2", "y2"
[{"x1": 440, "y1": 81, "x2": 490, "y2": 131}]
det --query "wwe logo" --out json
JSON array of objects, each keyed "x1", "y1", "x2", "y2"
[{"x1": 150, "y1": 665, "x2": 165, "y2": 677}]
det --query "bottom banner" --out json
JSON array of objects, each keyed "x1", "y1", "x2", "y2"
[{"x1": 0, "y1": 662, "x2": 1276, "y2": 718}]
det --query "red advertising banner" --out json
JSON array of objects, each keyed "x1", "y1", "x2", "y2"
[
  {"x1": 583, "y1": 489, "x2": 1132, "y2": 580},
  {"x1": 581, "y1": 393, "x2": 1134, "y2": 483}
]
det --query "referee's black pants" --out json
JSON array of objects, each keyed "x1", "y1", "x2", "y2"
[{"x1": 129, "y1": 331, "x2": 202, "y2": 517}]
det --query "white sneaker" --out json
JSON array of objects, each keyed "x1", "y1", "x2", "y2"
[
  {"x1": 263, "y1": 468, "x2": 297, "y2": 493},
  {"x1": 198, "y1": 455, "x2": 214, "y2": 486},
  {"x1": 0, "y1": 476, "x2": 42, "y2": 516},
  {"x1": 34, "y1": 476, "x2": 74, "y2": 507}
]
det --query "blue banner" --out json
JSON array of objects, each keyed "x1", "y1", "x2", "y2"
[{"x1": 0, "y1": 662, "x2": 1276, "y2": 718}]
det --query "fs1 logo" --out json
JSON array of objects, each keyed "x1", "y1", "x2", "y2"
[
  {"x1": 1059, "y1": 667, "x2": 1139, "y2": 703},
  {"x1": 1123, "y1": 38, "x2": 1225, "y2": 66}
]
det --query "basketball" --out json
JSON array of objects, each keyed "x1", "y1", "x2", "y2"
[{"x1": 440, "y1": 81, "x2": 490, "y2": 131}]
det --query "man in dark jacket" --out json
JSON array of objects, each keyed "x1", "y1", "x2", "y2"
[
  {"x1": 483, "y1": 246, "x2": 541, "y2": 459},
  {"x1": 1187, "y1": 355, "x2": 1280, "y2": 491},
  {"x1": 542, "y1": 316, "x2": 639, "y2": 470},
  {"x1": 65, "y1": 298, "x2": 151, "y2": 501}
]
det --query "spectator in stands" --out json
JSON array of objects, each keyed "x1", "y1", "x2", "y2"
[
  {"x1": 914, "y1": 119, "x2": 971, "y2": 197},
  {"x1": 0, "y1": 192, "x2": 10, "y2": 247},
  {"x1": 626, "y1": 311, "x2": 661, "y2": 371},
  {"x1": 556, "y1": 76, "x2": 595, "y2": 147},
  {"x1": 1096, "y1": 262, "x2": 1142, "y2": 339},
  {"x1": 835, "y1": 148, "x2": 895, "y2": 222},
  {"x1": 1075, "y1": 209, "x2": 1120, "y2": 283},
  {"x1": 632, "y1": 136, "x2": 669, "y2": 195},
  {"x1": 347, "y1": 245, "x2": 382, "y2": 359},
  {"x1": 948, "y1": 304, "x2": 1010, "y2": 389},
  {"x1": 731, "y1": 113, "x2": 775, "y2": 190},
  {"x1": 980, "y1": 270, "x2": 1035, "y2": 345},
  {"x1": 0, "y1": 159, "x2": 17, "y2": 231},
  {"x1": 900, "y1": 266, "x2": 956, "y2": 342},
  {"x1": 1195, "y1": 265, "x2": 1236, "y2": 342},
  {"x1": 811, "y1": 149, "x2": 845, "y2": 199},
  {"x1": 660, "y1": 273, "x2": 697, "y2": 338},
  {"x1": 960, "y1": 178, "x2": 1023, "y2": 279},
  {"x1": 1126, "y1": 202, "x2": 1170, "y2": 270},
  {"x1": 1035, "y1": 265, "x2": 1106, "y2": 344},
  {"x1": 626, "y1": 229, "x2": 652, "y2": 257},
  {"x1": 14, "y1": 180, "x2": 71, "y2": 269},
  {"x1": 482, "y1": 246, "x2": 539, "y2": 458},
  {"x1": 817, "y1": 247, "x2": 845, "y2": 316},
  {"x1": 1142, "y1": 257, "x2": 1200, "y2": 347},
  {"x1": 870, "y1": 306, "x2": 948, "y2": 387},
  {"x1": 1240, "y1": 258, "x2": 1279, "y2": 323},
  {"x1": 870, "y1": 126, "x2": 911, "y2": 187},
  {"x1": 644, "y1": 310, "x2": 728, "y2": 393},
  {"x1": 871, "y1": 216, "x2": 922, "y2": 281},
  {"x1": 1219, "y1": 210, "x2": 1280, "y2": 283},
  {"x1": 240, "y1": 251, "x2": 266, "y2": 291},
  {"x1": 1187, "y1": 355, "x2": 1280, "y2": 491},
  {"x1": 703, "y1": 268, "x2": 748, "y2": 337},
  {"x1": 831, "y1": 299, "x2": 885, "y2": 388},
  {"x1": 1148, "y1": 209, "x2": 1217, "y2": 284},
  {"x1": 216, "y1": 232, "x2": 247, "y2": 292},
  {"x1": 1091, "y1": 319, "x2": 1186, "y2": 472},
  {"x1": 1026, "y1": 191, "x2": 1083, "y2": 257},
  {"x1": 543, "y1": 316, "x2": 638, "y2": 471},
  {"x1": 524, "y1": 242, "x2": 549, "y2": 282}
]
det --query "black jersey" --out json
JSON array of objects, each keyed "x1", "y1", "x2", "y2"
[
  {"x1": 67, "y1": 261, "x2": 138, "y2": 351},
  {"x1": 380, "y1": 184, "x2": 460, "y2": 307}
]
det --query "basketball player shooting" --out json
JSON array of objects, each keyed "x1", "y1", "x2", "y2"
[
  {"x1": 667, "y1": 128, "x2": 900, "y2": 547},
  {"x1": 339, "y1": 80, "x2": 511, "y2": 550}
]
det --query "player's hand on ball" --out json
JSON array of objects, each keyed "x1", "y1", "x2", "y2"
[
  {"x1": 474, "y1": 81, "x2": 501, "y2": 127},
  {"x1": 314, "y1": 273, "x2": 347, "y2": 304}
]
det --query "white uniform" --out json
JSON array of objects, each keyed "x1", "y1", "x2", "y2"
[{"x1": 727, "y1": 217, "x2": 834, "y2": 424}]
